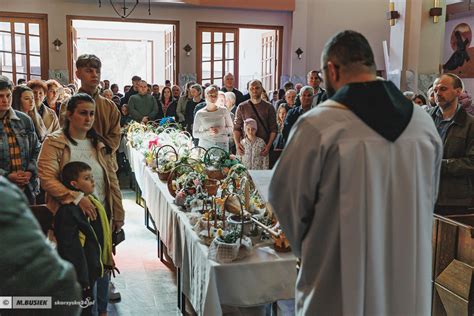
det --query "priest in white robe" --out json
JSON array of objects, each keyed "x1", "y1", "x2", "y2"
[{"x1": 269, "y1": 30, "x2": 443, "y2": 316}]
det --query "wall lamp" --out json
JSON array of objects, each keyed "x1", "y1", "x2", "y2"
[
  {"x1": 387, "y1": 2, "x2": 400, "y2": 27},
  {"x1": 429, "y1": 0, "x2": 443, "y2": 24},
  {"x1": 52, "y1": 38, "x2": 63, "y2": 51},
  {"x1": 184, "y1": 44, "x2": 192, "y2": 56},
  {"x1": 295, "y1": 48, "x2": 303, "y2": 60}
]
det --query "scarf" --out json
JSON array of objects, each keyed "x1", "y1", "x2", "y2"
[{"x1": 3, "y1": 116, "x2": 22, "y2": 172}]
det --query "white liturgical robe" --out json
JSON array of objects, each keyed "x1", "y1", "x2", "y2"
[{"x1": 269, "y1": 100, "x2": 442, "y2": 316}]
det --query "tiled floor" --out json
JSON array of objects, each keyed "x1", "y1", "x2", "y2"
[{"x1": 107, "y1": 189, "x2": 181, "y2": 316}]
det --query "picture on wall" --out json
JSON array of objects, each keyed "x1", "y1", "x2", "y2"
[{"x1": 443, "y1": 23, "x2": 474, "y2": 77}]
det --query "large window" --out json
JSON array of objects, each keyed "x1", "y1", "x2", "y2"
[
  {"x1": 197, "y1": 26, "x2": 239, "y2": 87},
  {"x1": 0, "y1": 13, "x2": 48, "y2": 83},
  {"x1": 197, "y1": 23, "x2": 282, "y2": 91}
]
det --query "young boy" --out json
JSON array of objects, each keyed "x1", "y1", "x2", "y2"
[
  {"x1": 54, "y1": 161, "x2": 113, "y2": 315},
  {"x1": 239, "y1": 118, "x2": 269, "y2": 170}
]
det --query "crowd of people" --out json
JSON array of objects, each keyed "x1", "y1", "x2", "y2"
[
  {"x1": 104, "y1": 69, "x2": 329, "y2": 170},
  {"x1": 1, "y1": 28, "x2": 473, "y2": 316}
]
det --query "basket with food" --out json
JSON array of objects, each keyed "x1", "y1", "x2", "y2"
[{"x1": 155, "y1": 145, "x2": 178, "y2": 181}]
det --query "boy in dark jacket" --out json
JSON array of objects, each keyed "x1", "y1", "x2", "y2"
[{"x1": 54, "y1": 161, "x2": 113, "y2": 315}]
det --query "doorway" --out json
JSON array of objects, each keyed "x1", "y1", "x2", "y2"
[{"x1": 67, "y1": 16, "x2": 178, "y2": 92}]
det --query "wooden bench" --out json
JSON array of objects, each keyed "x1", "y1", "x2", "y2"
[{"x1": 432, "y1": 214, "x2": 474, "y2": 315}]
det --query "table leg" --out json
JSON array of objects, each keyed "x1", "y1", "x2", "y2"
[
  {"x1": 145, "y1": 207, "x2": 157, "y2": 235},
  {"x1": 156, "y1": 230, "x2": 161, "y2": 259},
  {"x1": 177, "y1": 267, "x2": 182, "y2": 309},
  {"x1": 129, "y1": 172, "x2": 135, "y2": 190},
  {"x1": 160, "y1": 240, "x2": 164, "y2": 262}
]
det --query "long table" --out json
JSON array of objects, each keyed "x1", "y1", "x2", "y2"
[{"x1": 126, "y1": 144, "x2": 297, "y2": 315}]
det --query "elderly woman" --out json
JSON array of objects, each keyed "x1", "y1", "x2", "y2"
[
  {"x1": 224, "y1": 91, "x2": 236, "y2": 119},
  {"x1": 38, "y1": 93, "x2": 120, "y2": 316},
  {"x1": 27, "y1": 79, "x2": 60, "y2": 134},
  {"x1": 217, "y1": 91, "x2": 226, "y2": 108},
  {"x1": 12, "y1": 85, "x2": 48, "y2": 142},
  {"x1": 0, "y1": 76, "x2": 40, "y2": 204},
  {"x1": 193, "y1": 85, "x2": 233, "y2": 151}
]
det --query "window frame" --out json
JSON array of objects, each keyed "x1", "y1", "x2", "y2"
[
  {"x1": 0, "y1": 12, "x2": 49, "y2": 83},
  {"x1": 196, "y1": 22, "x2": 283, "y2": 91}
]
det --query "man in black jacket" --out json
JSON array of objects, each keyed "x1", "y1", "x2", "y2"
[
  {"x1": 282, "y1": 86, "x2": 314, "y2": 143},
  {"x1": 221, "y1": 73, "x2": 245, "y2": 108},
  {"x1": 430, "y1": 73, "x2": 474, "y2": 213}
]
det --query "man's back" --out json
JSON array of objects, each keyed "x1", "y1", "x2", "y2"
[{"x1": 270, "y1": 101, "x2": 442, "y2": 315}]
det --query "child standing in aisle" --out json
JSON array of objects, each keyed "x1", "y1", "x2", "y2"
[
  {"x1": 54, "y1": 161, "x2": 114, "y2": 316},
  {"x1": 239, "y1": 118, "x2": 269, "y2": 170}
]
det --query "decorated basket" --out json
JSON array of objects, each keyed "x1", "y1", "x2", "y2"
[
  {"x1": 203, "y1": 147, "x2": 228, "y2": 180},
  {"x1": 208, "y1": 195, "x2": 253, "y2": 263},
  {"x1": 155, "y1": 145, "x2": 178, "y2": 181},
  {"x1": 167, "y1": 163, "x2": 199, "y2": 197}
]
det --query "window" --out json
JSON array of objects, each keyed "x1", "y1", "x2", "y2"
[
  {"x1": 0, "y1": 13, "x2": 48, "y2": 82},
  {"x1": 197, "y1": 26, "x2": 239, "y2": 87},
  {"x1": 197, "y1": 23, "x2": 282, "y2": 91},
  {"x1": 164, "y1": 25, "x2": 176, "y2": 83}
]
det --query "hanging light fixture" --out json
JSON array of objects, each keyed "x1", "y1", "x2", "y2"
[{"x1": 98, "y1": 0, "x2": 151, "y2": 19}]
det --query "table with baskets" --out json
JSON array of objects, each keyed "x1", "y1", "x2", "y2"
[{"x1": 124, "y1": 123, "x2": 296, "y2": 315}]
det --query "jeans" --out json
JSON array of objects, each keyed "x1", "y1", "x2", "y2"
[{"x1": 93, "y1": 272, "x2": 110, "y2": 315}]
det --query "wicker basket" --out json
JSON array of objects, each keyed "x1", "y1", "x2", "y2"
[
  {"x1": 166, "y1": 163, "x2": 195, "y2": 197},
  {"x1": 204, "y1": 179, "x2": 219, "y2": 196},
  {"x1": 204, "y1": 147, "x2": 228, "y2": 180},
  {"x1": 208, "y1": 195, "x2": 251, "y2": 263},
  {"x1": 155, "y1": 145, "x2": 178, "y2": 182}
]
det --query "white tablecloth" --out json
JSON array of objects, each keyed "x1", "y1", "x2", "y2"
[{"x1": 127, "y1": 144, "x2": 297, "y2": 316}]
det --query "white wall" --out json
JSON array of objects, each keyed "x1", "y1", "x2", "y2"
[
  {"x1": 290, "y1": 0, "x2": 390, "y2": 83},
  {"x1": 2, "y1": 0, "x2": 292, "y2": 85},
  {"x1": 3, "y1": 0, "x2": 390, "y2": 88}
]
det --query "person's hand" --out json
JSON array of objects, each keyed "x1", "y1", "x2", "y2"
[
  {"x1": 112, "y1": 220, "x2": 124, "y2": 232},
  {"x1": 17, "y1": 171, "x2": 32, "y2": 187},
  {"x1": 209, "y1": 127, "x2": 219, "y2": 135},
  {"x1": 79, "y1": 197, "x2": 97, "y2": 220},
  {"x1": 142, "y1": 116, "x2": 149, "y2": 124},
  {"x1": 260, "y1": 144, "x2": 271, "y2": 156},
  {"x1": 7, "y1": 171, "x2": 29, "y2": 187},
  {"x1": 237, "y1": 142, "x2": 245, "y2": 155}
]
